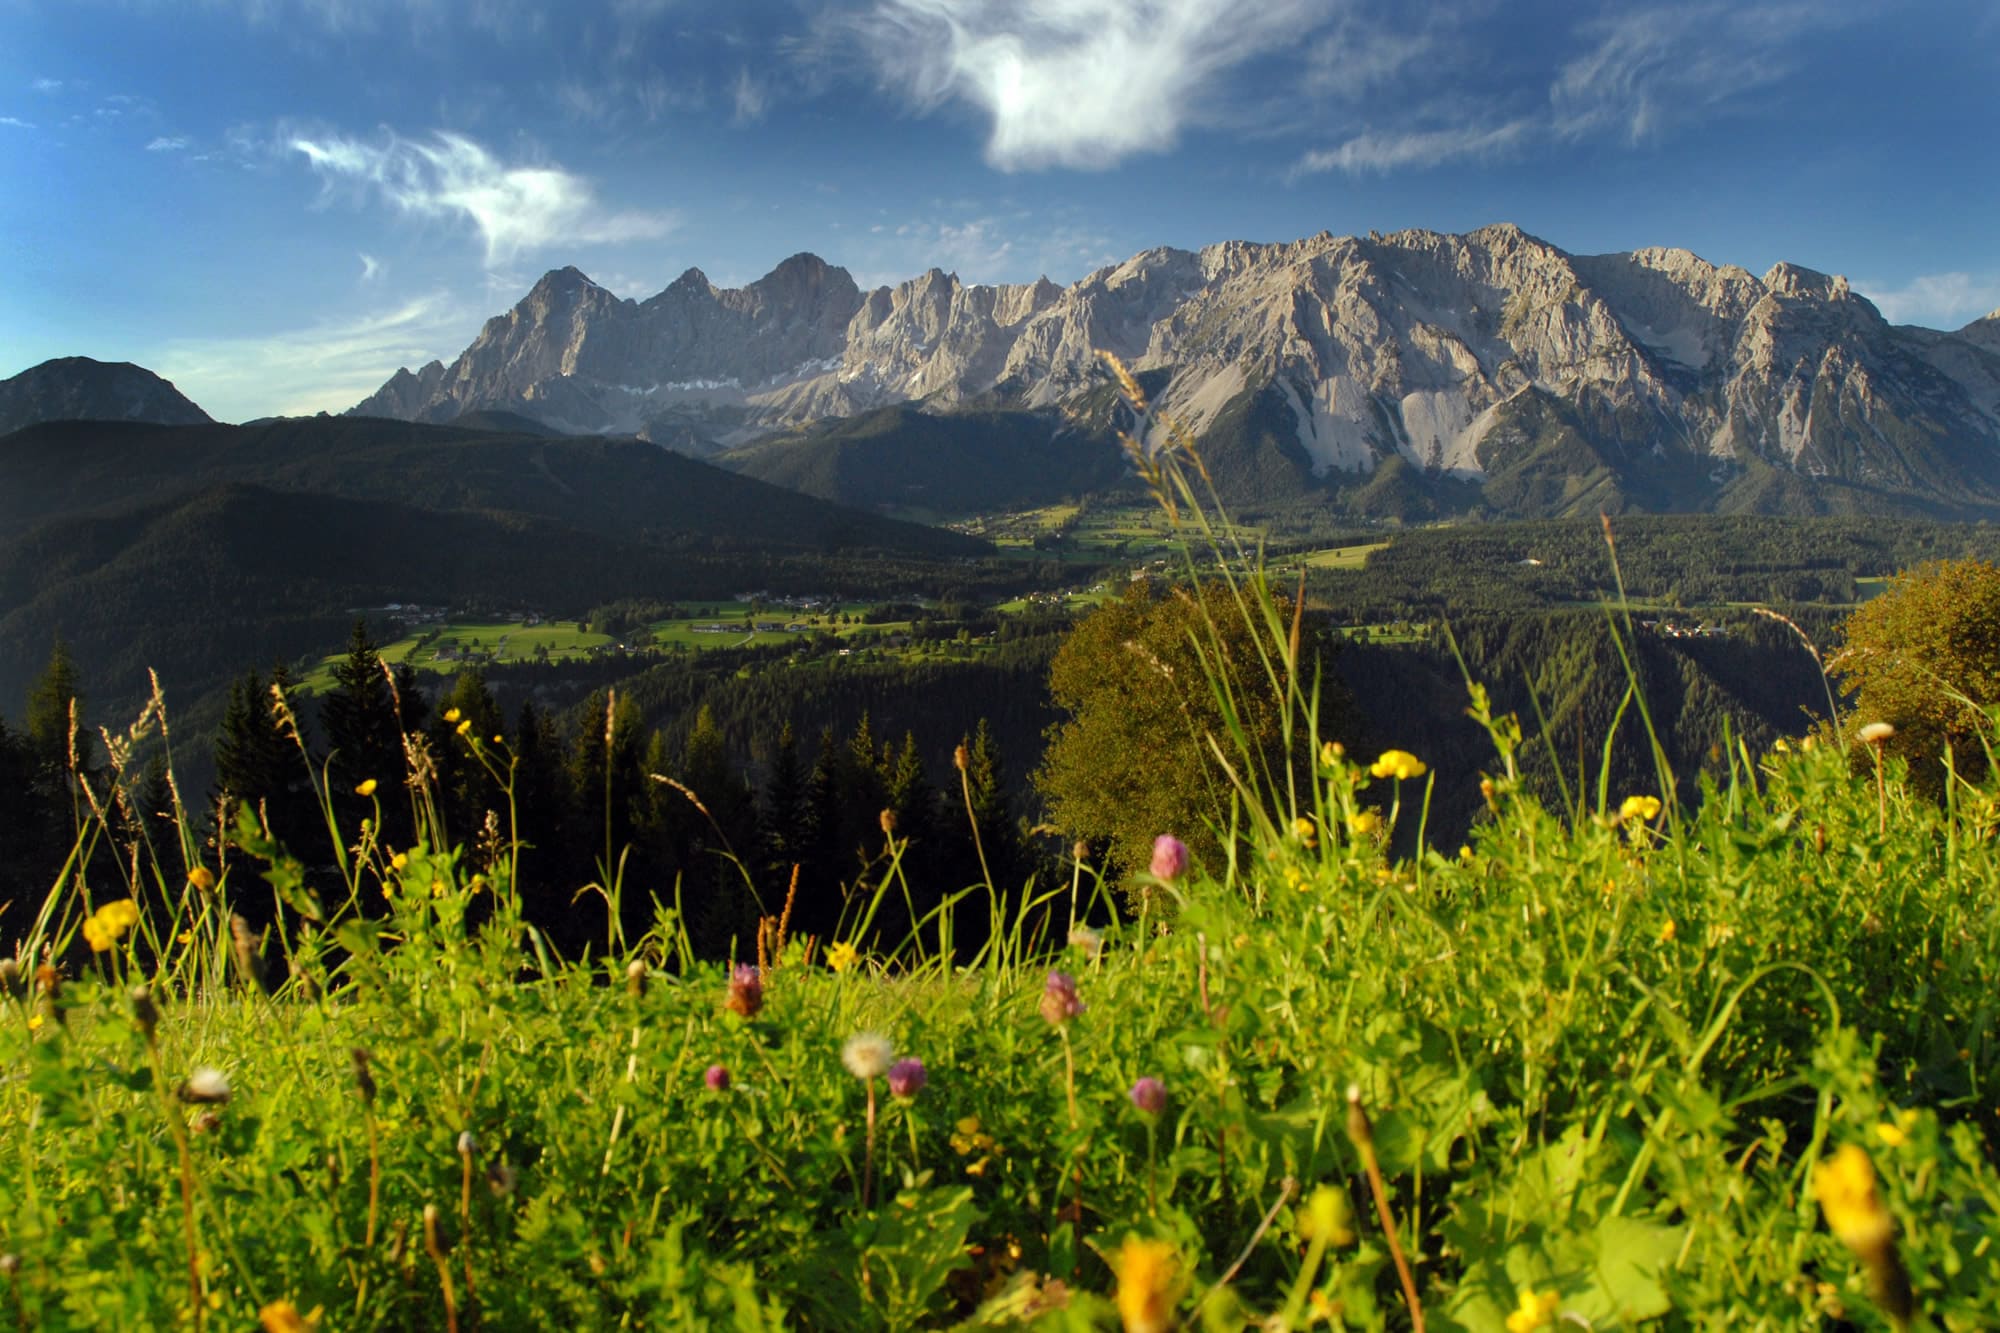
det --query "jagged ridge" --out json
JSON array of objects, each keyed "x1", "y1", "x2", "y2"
[{"x1": 351, "y1": 225, "x2": 2000, "y2": 517}]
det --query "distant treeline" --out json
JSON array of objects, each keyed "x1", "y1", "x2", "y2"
[{"x1": 1304, "y1": 514, "x2": 2000, "y2": 621}]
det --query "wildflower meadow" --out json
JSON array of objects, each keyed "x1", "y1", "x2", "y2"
[{"x1": 5, "y1": 369, "x2": 1999, "y2": 1330}]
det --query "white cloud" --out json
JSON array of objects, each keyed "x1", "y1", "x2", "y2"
[
  {"x1": 0, "y1": 116, "x2": 32, "y2": 130},
  {"x1": 858, "y1": 0, "x2": 1331, "y2": 170},
  {"x1": 731, "y1": 67, "x2": 768, "y2": 123},
  {"x1": 1302, "y1": 16, "x2": 1432, "y2": 103},
  {"x1": 1857, "y1": 272, "x2": 2000, "y2": 330},
  {"x1": 31, "y1": 78, "x2": 65, "y2": 94},
  {"x1": 151, "y1": 292, "x2": 472, "y2": 421},
  {"x1": 1551, "y1": 3, "x2": 1836, "y2": 143},
  {"x1": 358, "y1": 252, "x2": 383, "y2": 281},
  {"x1": 146, "y1": 135, "x2": 189, "y2": 151},
  {"x1": 1291, "y1": 118, "x2": 1532, "y2": 177},
  {"x1": 288, "y1": 128, "x2": 676, "y2": 265}
]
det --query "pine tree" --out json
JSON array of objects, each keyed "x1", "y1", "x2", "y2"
[
  {"x1": 25, "y1": 636, "x2": 92, "y2": 780},
  {"x1": 321, "y1": 621, "x2": 404, "y2": 841},
  {"x1": 759, "y1": 723, "x2": 811, "y2": 890}
]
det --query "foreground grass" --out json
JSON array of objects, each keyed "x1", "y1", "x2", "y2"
[{"x1": 4, "y1": 722, "x2": 1999, "y2": 1331}]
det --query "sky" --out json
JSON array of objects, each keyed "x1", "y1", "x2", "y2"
[{"x1": 2, "y1": 0, "x2": 1996, "y2": 423}]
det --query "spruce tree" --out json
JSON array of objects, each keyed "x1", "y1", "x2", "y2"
[{"x1": 321, "y1": 621, "x2": 404, "y2": 843}]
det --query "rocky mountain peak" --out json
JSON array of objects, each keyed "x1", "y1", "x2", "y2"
[
  {"x1": 1761, "y1": 261, "x2": 1852, "y2": 303},
  {"x1": 348, "y1": 222, "x2": 2000, "y2": 516}
]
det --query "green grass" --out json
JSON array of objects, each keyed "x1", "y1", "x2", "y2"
[
  {"x1": 8, "y1": 694, "x2": 2000, "y2": 1328},
  {"x1": 1298, "y1": 540, "x2": 1389, "y2": 570}
]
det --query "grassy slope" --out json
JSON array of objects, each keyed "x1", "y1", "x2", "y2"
[{"x1": 4, "y1": 723, "x2": 1997, "y2": 1328}]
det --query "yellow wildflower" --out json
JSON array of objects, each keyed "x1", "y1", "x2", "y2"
[
  {"x1": 1505, "y1": 1288, "x2": 1562, "y2": 1333},
  {"x1": 354, "y1": 778, "x2": 378, "y2": 797},
  {"x1": 1299, "y1": 1185, "x2": 1355, "y2": 1247},
  {"x1": 391, "y1": 852, "x2": 408, "y2": 871},
  {"x1": 259, "y1": 1300, "x2": 322, "y2": 1332},
  {"x1": 1293, "y1": 816, "x2": 1318, "y2": 848},
  {"x1": 1349, "y1": 810, "x2": 1381, "y2": 837},
  {"x1": 1872, "y1": 1109, "x2": 1919, "y2": 1149},
  {"x1": 456, "y1": 719, "x2": 473, "y2": 737},
  {"x1": 1112, "y1": 1237, "x2": 1184, "y2": 1333},
  {"x1": 1284, "y1": 864, "x2": 1310, "y2": 893},
  {"x1": 1659, "y1": 919, "x2": 1677, "y2": 943},
  {"x1": 1319, "y1": 740, "x2": 1344, "y2": 766},
  {"x1": 187, "y1": 866, "x2": 217, "y2": 894},
  {"x1": 1369, "y1": 749, "x2": 1426, "y2": 781},
  {"x1": 826, "y1": 940, "x2": 859, "y2": 974},
  {"x1": 1814, "y1": 1144, "x2": 1894, "y2": 1255},
  {"x1": 443, "y1": 708, "x2": 461, "y2": 723},
  {"x1": 27, "y1": 1013, "x2": 44, "y2": 1032},
  {"x1": 1458, "y1": 844, "x2": 1474, "y2": 862},
  {"x1": 1619, "y1": 794, "x2": 1663, "y2": 823},
  {"x1": 84, "y1": 899, "x2": 141, "y2": 951}
]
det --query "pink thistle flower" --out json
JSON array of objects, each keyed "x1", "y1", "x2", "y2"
[
  {"x1": 704, "y1": 1064, "x2": 730, "y2": 1092},
  {"x1": 725, "y1": 963, "x2": 763, "y2": 1019},
  {"x1": 1039, "y1": 969, "x2": 1085, "y2": 1025},
  {"x1": 1130, "y1": 1076, "x2": 1168, "y2": 1114},
  {"x1": 1150, "y1": 834, "x2": 1189, "y2": 882},
  {"x1": 886, "y1": 1058, "x2": 927, "y2": 1099}
]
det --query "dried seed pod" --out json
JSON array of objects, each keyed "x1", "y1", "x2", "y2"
[
  {"x1": 351, "y1": 1048, "x2": 377, "y2": 1106},
  {"x1": 130, "y1": 984, "x2": 160, "y2": 1042}
]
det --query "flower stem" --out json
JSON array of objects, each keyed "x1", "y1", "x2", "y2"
[{"x1": 863, "y1": 1080, "x2": 878, "y2": 1210}]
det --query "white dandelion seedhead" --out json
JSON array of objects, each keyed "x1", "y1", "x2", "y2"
[{"x1": 841, "y1": 1031, "x2": 895, "y2": 1081}]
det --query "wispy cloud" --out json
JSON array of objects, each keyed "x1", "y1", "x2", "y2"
[
  {"x1": 1858, "y1": 272, "x2": 2000, "y2": 330},
  {"x1": 857, "y1": 0, "x2": 1331, "y2": 170},
  {"x1": 145, "y1": 135, "x2": 189, "y2": 151},
  {"x1": 151, "y1": 292, "x2": 472, "y2": 421},
  {"x1": 288, "y1": 128, "x2": 676, "y2": 265},
  {"x1": 0, "y1": 116, "x2": 33, "y2": 130},
  {"x1": 1551, "y1": 3, "x2": 1840, "y2": 143},
  {"x1": 731, "y1": 67, "x2": 768, "y2": 124},
  {"x1": 1291, "y1": 118, "x2": 1533, "y2": 177},
  {"x1": 358, "y1": 252, "x2": 383, "y2": 281}
]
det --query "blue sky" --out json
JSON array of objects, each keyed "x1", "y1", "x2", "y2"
[{"x1": 2, "y1": 0, "x2": 1995, "y2": 422}]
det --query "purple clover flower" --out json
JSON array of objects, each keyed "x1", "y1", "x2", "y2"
[
  {"x1": 886, "y1": 1057, "x2": 927, "y2": 1099},
  {"x1": 725, "y1": 963, "x2": 763, "y2": 1019},
  {"x1": 704, "y1": 1064, "x2": 730, "y2": 1092},
  {"x1": 1129, "y1": 1076, "x2": 1168, "y2": 1115},
  {"x1": 1150, "y1": 834, "x2": 1189, "y2": 882},
  {"x1": 1039, "y1": 969, "x2": 1085, "y2": 1026}
]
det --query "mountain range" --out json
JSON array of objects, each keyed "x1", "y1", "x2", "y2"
[{"x1": 352, "y1": 223, "x2": 2000, "y2": 520}]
